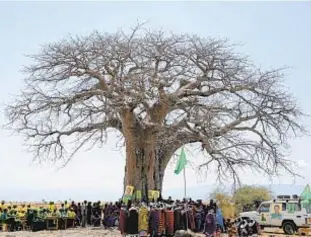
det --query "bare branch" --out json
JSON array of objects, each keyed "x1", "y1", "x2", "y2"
[{"x1": 5, "y1": 25, "x2": 307, "y2": 182}]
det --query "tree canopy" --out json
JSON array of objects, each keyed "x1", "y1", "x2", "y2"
[
  {"x1": 5, "y1": 25, "x2": 307, "y2": 188},
  {"x1": 233, "y1": 185, "x2": 272, "y2": 213}
]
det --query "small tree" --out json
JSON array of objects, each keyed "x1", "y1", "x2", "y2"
[
  {"x1": 5, "y1": 25, "x2": 306, "y2": 198},
  {"x1": 209, "y1": 187, "x2": 232, "y2": 203},
  {"x1": 233, "y1": 185, "x2": 272, "y2": 213}
]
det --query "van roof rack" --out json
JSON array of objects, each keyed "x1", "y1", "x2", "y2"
[{"x1": 275, "y1": 195, "x2": 300, "y2": 201}]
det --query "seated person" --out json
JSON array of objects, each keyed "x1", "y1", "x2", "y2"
[
  {"x1": 0, "y1": 201, "x2": 6, "y2": 210},
  {"x1": 91, "y1": 210, "x2": 101, "y2": 227},
  {"x1": 67, "y1": 208, "x2": 76, "y2": 219},
  {"x1": 38, "y1": 209, "x2": 47, "y2": 219},
  {"x1": 17, "y1": 210, "x2": 26, "y2": 219},
  {"x1": 48, "y1": 202, "x2": 55, "y2": 213},
  {"x1": 12, "y1": 205, "x2": 18, "y2": 211},
  {"x1": 50, "y1": 209, "x2": 60, "y2": 218},
  {"x1": 32, "y1": 210, "x2": 46, "y2": 232},
  {"x1": 64, "y1": 200, "x2": 70, "y2": 209},
  {"x1": 7, "y1": 206, "x2": 13, "y2": 215},
  {"x1": 60, "y1": 208, "x2": 68, "y2": 218},
  {"x1": 0, "y1": 208, "x2": 8, "y2": 220},
  {"x1": 67, "y1": 208, "x2": 76, "y2": 228},
  {"x1": 59, "y1": 208, "x2": 68, "y2": 230},
  {"x1": 18, "y1": 204, "x2": 27, "y2": 213}
]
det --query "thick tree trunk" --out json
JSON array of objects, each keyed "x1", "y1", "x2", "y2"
[
  {"x1": 124, "y1": 142, "x2": 157, "y2": 199},
  {"x1": 121, "y1": 109, "x2": 157, "y2": 199},
  {"x1": 121, "y1": 94, "x2": 170, "y2": 199},
  {"x1": 123, "y1": 145, "x2": 171, "y2": 199},
  {"x1": 154, "y1": 148, "x2": 166, "y2": 191}
]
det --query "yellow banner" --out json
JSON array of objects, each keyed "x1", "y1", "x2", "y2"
[
  {"x1": 148, "y1": 190, "x2": 153, "y2": 200},
  {"x1": 148, "y1": 190, "x2": 160, "y2": 201},
  {"x1": 123, "y1": 185, "x2": 134, "y2": 205},
  {"x1": 153, "y1": 191, "x2": 160, "y2": 201},
  {"x1": 135, "y1": 190, "x2": 142, "y2": 201},
  {"x1": 124, "y1": 185, "x2": 134, "y2": 196}
]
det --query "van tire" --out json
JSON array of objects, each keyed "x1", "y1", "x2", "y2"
[{"x1": 282, "y1": 221, "x2": 296, "y2": 235}]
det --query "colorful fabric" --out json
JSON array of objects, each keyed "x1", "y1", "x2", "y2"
[
  {"x1": 188, "y1": 210, "x2": 196, "y2": 231},
  {"x1": 118, "y1": 209, "x2": 126, "y2": 234},
  {"x1": 174, "y1": 209, "x2": 183, "y2": 231},
  {"x1": 139, "y1": 230, "x2": 148, "y2": 236},
  {"x1": 125, "y1": 209, "x2": 139, "y2": 234},
  {"x1": 165, "y1": 210, "x2": 175, "y2": 235},
  {"x1": 0, "y1": 212, "x2": 7, "y2": 220},
  {"x1": 138, "y1": 206, "x2": 149, "y2": 232},
  {"x1": 204, "y1": 213, "x2": 216, "y2": 235},
  {"x1": 158, "y1": 210, "x2": 165, "y2": 235},
  {"x1": 215, "y1": 208, "x2": 224, "y2": 228},
  {"x1": 149, "y1": 209, "x2": 159, "y2": 234}
]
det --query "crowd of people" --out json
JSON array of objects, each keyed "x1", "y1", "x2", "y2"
[
  {"x1": 118, "y1": 197, "x2": 226, "y2": 237},
  {"x1": 0, "y1": 197, "x2": 260, "y2": 236},
  {"x1": 0, "y1": 200, "x2": 119, "y2": 231}
]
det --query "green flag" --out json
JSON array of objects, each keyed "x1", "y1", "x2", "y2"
[
  {"x1": 301, "y1": 184, "x2": 311, "y2": 200},
  {"x1": 174, "y1": 147, "x2": 187, "y2": 175}
]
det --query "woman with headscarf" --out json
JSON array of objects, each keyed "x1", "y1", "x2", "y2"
[{"x1": 203, "y1": 209, "x2": 216, "y2": 237}]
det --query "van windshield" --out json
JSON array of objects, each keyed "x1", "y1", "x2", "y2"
[{"x1": 258, "y1": 203, "x2": 270, "y2": 213}]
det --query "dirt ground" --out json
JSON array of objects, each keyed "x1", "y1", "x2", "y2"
[
  {"x1": 0, "y1": 228, "x2": 120, "y2": 237},
  {"x1": 0, "y1": 228, "x2": 293, "y2": 237}
]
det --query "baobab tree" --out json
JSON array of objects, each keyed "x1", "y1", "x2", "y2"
[{"x1": 5, "y1": 26, "x2": 306, "y2": 198}]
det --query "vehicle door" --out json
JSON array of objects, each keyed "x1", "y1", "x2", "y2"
[
  {"x1": 283, "y1": 202, "x2": 305, "y2": 227},
  {"x1": 257, "y1": 202, "x2": 271, "y2": 226},
  {"x1": 270, "y1": 202, "x2": 284, "y2": 226}
]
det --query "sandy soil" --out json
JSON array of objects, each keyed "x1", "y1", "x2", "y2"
[
  {"x1": 0, "y1": 229, "x2": 288, "y2": 237},
  {"x1": 0, "y1": 228, "x2": 121, "y2": 237},
  {"x1": 0, "y1": 228, "x2": 213, "y2": 237}
]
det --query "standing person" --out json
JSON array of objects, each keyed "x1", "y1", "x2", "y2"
[
  {"x1": 70, "y1": 201, "x2": 77, "y2": 214},
  {"x1": 204, "y1": 209, "x2": 216, "y2": 237},
  {"x1": 215, "y1": 208, "x2": 224, "y2": 232},
  {"x1": 76, "y1": 203, "x2": 82, "y2": 226},
  {"x1": 87, "y1": 202, "x2": 92, "y2": 226},
  {"x1": 64, "y1": 200, "x2": 69, "y2": 209},
  {"x1": 81, "y1": 201, "x2": 87, "y2": 227},
  {"x1": 102, "y1": 204, "x2": 109, "y2": 229}
]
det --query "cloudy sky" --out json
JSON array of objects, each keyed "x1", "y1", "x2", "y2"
[{"x1": 0, "y1": 1, "x2": 310, "y2": 201}]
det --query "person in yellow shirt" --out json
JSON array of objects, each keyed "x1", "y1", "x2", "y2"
[
  {"x1": 17, "y1": 210, "x2": 26, "y2": 219},
  {"x1": 64, "y1": 200, "x2": 70, "y2": 209},
  {"x1": 51, "y1": 209, "x2": 60, "y2": 218},
  {"x1": 12, "y1": 205, "x2": 18, "y2": 212},
  {"x1": 0, "y1": 200, "x2": 6, "y2": 209},
  {"x1": 68, "y1": 208, "x2": 76, "y2": 218},
  {"x1": 48, "y1": 202, "x2": 55, "y2": 213},
  {"x1": 18, "y1": 204, "x2": 27, "y2": 213}
]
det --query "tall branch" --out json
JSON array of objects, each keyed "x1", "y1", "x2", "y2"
[{"x1": 5, "y1": 25, "x2": 307, "y2": 181}]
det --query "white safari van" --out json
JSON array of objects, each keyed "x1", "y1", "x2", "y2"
[{"x1": 239, "y1": 195, "x2": 311, "y2": 235}]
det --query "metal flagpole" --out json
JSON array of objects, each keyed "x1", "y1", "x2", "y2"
[
  {"x1": 183, "y1": 166, "x2": 188, "y2": 230},
  {"x1": 183, "y1": 166, "x2": 187, "y2": 198}
]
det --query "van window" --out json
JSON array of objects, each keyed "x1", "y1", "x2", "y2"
[
  {"x1": 258, "y1": 203, "x2": 270, "y2": 213},
  {"x1": 286, "y1": 203, "x2": 301, "y2": 213},
  {"x1": 282, "y1": 203, "x2": 286, "y2": 211}
]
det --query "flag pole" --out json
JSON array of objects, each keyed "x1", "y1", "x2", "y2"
[
  {"x1": 183, "y1": 164, "x2": 188, "y2": 230},
  {"x1": 183, "y1": 166, "x2": 187, "y2": 198}
]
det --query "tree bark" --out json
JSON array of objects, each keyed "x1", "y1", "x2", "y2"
[
  {"x1": 123, "y1": 142, "x2": 157, "y2": 199},
  {"x1": 121, "y1": 94, "x2": 170, "y2": 199},
  {"x1": 123, "y1": 146, "x2": 169, "y2": 198},
  {"x1": 121, "y1": 109, "x2": 158, "y2": 199}
]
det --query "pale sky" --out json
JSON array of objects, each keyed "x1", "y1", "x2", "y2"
[{"x1": 0, "y1": 1, "x2": 311, "y2": 202}]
